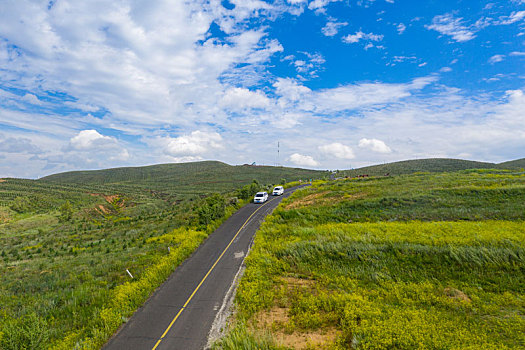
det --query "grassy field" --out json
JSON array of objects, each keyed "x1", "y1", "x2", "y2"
[
  {"x1": 215, "y1": 169, "x2": 525, "y2": 349},
  {"x1": 0, "y1": 163, "x2": 323, "y2": 349}
]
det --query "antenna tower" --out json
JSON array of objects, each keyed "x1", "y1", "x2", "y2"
[{"x1": 277, "y1": 141, "x2": 280, "y2": 166}]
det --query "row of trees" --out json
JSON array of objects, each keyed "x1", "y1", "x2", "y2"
[{"x1": 196, "y1": 179, "x2": 285, "y2": 229}]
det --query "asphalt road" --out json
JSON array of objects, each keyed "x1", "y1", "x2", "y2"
[{"x1": 103, "y1": 186, "x2": 302, "y2": 350}]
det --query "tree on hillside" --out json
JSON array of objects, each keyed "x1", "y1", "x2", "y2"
[
  {"x1": 10, "y1": 196, "x2": 31, "y2": 213},
  {"x1": 197, "y1": 193, "x2": 226, "y2": 227},
  {"x1": 237, "y1": 180, "x2": 260, "y2": 200},
  {"x1": 59, "y1": 201, "x2": 73, "y2": 222}
]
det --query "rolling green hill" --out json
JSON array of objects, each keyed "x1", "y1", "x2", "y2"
[
  {"x1": 39, "y1": 161, "x2": 327, "y2": 197},
  {"x1": 339, "y1": 158, "x2": 522, "y2": 177},
  {"x1": 498, "y1": 157, "x2": 525, "y2": 169}
]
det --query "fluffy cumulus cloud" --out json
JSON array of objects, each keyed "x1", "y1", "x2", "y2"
[
  {"x1": 319, "y1": 143, "x2": 355, "y2": 159},
  {"x1": 66, "y1": 130, "x2": 129, "y2": 162},
  {"x1": 68, "y1": 130, "x2": 116, "y2": 151},
  {"x1": 0, "y1": 0, "x2": 286, "y2": 132},
  {"x1": 288, "y1": 153, "x2": 320, "y2": 167},
  {"x1": 162, "y1": 131, "x2": 223, "y2": 158},
  {"x1": 358, "y1": 138, "x2": 392, "y2": 153},
  {"x1": 220, "y1": 87, "x2": 271, "y2": 110}
]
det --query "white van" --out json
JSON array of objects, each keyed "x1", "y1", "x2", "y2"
[
  {"x1": 253, "y1": 191, "x2": 268, "y2": 203},
  {"x1": 272, "y1": 186, "x2": 284, "y2": 196}
]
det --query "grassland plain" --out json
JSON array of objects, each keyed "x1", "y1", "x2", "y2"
[
  {"x1": 214, "y1": 169, "x2": 525, "y2": 350},
  {"x1": 0, "y1": 164, "x2": 320, "y2": 349}
]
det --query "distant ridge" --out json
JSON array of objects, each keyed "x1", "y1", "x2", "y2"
[
  {"x1": 39, "y1": 161, "x2": 327, "y2": 195},
  {"x1": 340, "y1": 158, "x2": 524, "y2": 177},
  {"x1": 39, "y1": 157, "x2": 524, "y2": 193},
  {"x1": 498, "y1": 158, "x2": 525, "y2": 169}
]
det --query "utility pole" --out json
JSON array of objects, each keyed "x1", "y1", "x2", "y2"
[{"x1": 277, "y1": 141, "x2": 280, "y2": 166}]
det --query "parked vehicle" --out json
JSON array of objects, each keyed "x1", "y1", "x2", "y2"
[
  {"x1": 253, "y1": 191, "x2": 268, "y2": 203},
  {"x1": 272, "y1": 186, "x2": 284, "y2": 196}
]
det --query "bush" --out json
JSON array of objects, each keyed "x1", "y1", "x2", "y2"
[
  {"x1": 237, "y1": 180, "x2": 261, "y2": 201},
  {"x1": 197, "y1": 193, "x2": 227, "y2": 227}
]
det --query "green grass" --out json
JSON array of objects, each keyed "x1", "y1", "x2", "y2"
[
  {"x1": 0, "y1": 163, "x2": 326, "y2": 349},
  {"x1": 223, "y1": 169, "x2": 525, "y2": 349},
  {"x1": 0, "y1": 180, "x2": 198, "y2": 348}
]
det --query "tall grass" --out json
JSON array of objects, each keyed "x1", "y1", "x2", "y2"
[{"x1": 219, "y1": 170, "x2": 525, "y2": 349}]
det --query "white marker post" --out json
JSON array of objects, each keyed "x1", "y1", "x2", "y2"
[{"x1": 126, "y1": 269, "x2": 134, "y2": 279}]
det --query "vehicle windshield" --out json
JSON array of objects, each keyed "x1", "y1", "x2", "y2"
[{"x1": 255, "y1": 193, "x2": 263, "y2": 197}]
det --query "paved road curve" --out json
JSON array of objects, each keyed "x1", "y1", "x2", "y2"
[{"x1": 103, "y1": 186, "x2": 303, "y2": 350}]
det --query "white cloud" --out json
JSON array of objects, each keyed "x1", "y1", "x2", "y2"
[
  {"x1": 288, "y1": 153, "x2": 319, "y2": 167},
  {"x1": 510, "y1": 51, "x2": 525, "y2": 56},
  {"x1": 273, "y1": 78, "x2": 312, "y2": 101},
  {"x1": 322, "y1": 21, "x2": 348, "y2": 36},
  {"x1": 426, "y1": 11, "x2": 523, "y2": 42},
  {"x1": 396, "y1": 23, "x2": 406, "y2": 34},
  {"x1": 21, "y1": 93, "x2": 42, "y2": 105},
  {"x1": 220, "y1": 87, "x2": 271, "y2": 110},
  {"x1": 358, "y1": 138, "x2": 392, "y2": 153},
  {"x1": 425, "y1": 13, "x2": 478, "y2": 42},
  {"x1": 0, "y1": 136, "x2": 41, "y2": 154},
  {"x1": 308, "y1": 0, "x2": 342, "y2": 12},
  {"x1": 319, "y1": 143, "x2": 355, "y2": 159},
  {"x1": 0, "y1": 0, "x2": 285, "y2": 133},
  {"x1": 488, "y1": 54, "x2": 505, "y2": 64},
  {"x1": 283, "y1": 51, "x2": 325, "y2": 78},
  {"x1": 498, "y1": 11, "x2": 525, "y2": 25},
  {"x1": 69, "y1": 130, "x2": 116, "y2": 151},
  {"x1": 162, "y1": 131, "x2": 223, "y2": 157},
  {"x1": 310, "y1": 76, "x2": 435, "y2": 112},
  {"x1": 342, "y1": 31, "x2": 384, "y2": 44}
]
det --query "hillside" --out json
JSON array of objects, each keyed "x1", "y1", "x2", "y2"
[
  {"x1": 218, "y1": 169, "x2": 525, "y2": 349},
  {"x1": 498, "y1": 157, "x2": 525, "y2": 169},
  {"x1": 339, "y1": 158, "x2": 515, "y2": 177},
  {"x1": 39, "y1": 161, "x2": 327, "y2": 197}
]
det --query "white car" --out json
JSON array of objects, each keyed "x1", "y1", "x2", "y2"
[
  {"x1": 253, "y1": 191, "x2": 268, "y2": 203},
  {"x1": 272, "y1": 186, "x2": 284, "y2": 196}
]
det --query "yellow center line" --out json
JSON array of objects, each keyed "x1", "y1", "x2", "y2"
[{"x1": 152, "y1": 196, "x2": 279, "y2": 350}]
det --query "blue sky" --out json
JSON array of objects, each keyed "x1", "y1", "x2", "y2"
[{"x1": 0, "y1": 0, "x2": 524, "y2": 178}]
